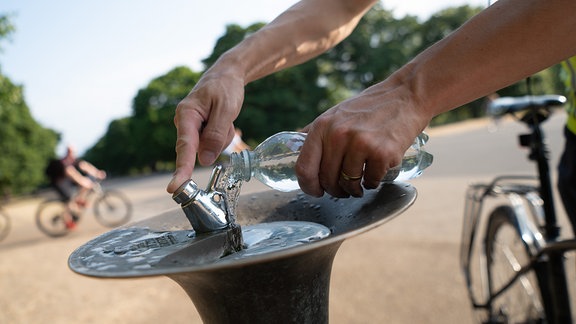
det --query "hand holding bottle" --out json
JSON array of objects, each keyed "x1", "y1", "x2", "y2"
[
  {"x1": 167, "y1": 66, "x2": 246, "y2": 194},
  {"x1": 227, "y1": 131, "x2": 432, "y2": 197},
  {"x1": 295, "y1": 81, "x2": 433, "y2": 198}
]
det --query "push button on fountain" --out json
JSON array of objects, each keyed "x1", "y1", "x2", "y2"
[{"x1": 172, "y1": 180, "x2": 200, "y2": 205}]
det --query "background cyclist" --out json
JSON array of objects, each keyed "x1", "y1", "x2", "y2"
[{"x1": 45, "y1": 145, "x2": 106, "y2": 229}]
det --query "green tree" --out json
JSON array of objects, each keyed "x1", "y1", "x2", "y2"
[
  {"x1": 85, "y1": 66, "x2": 201, "y2": 174},
  {"x1": 413, "y1": 6, "x2": 487, "y2": 125},
  {"x1": 0, "y1": 15, "x2": 15, "y2": 53},
  {"x1": 414, "y1": 6, "x2": 482, "y2": 54},
  {"x1": 240, "y1": 59, "x2": 331, "y2": 141},
  {"x1": 201, "y1": 23, "x2": 265, "y2": 69},
  {"x1": 203, "y1": 23, "x2": 333, "y2": 143},
  {"x1": 322, "y1": 4, "x2": 421, "y2": 91},
  {"x1": 131, "y1": 66, "x2": 201, "y2": 171},
  {"x1": 85, "y1": 4, "x2": 565, "y2": 176},
  {"x1": 0, "y1": 15, "x2": 59, "y2": 195},
  {"x1": 83, "y1": 117, "x2": 135, "y2": 175},
  {"x1": 415, "y1": 5, "x2": 563, "y2": 125}
]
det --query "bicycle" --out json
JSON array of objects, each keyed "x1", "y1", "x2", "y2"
[
  {"x1": 36, "y1": 178, "x2": 132, "y2": 237},
  {"x1": 0, "y1": 205, "x2": 10, "y2": 241},
  {"x1": 460, "y1": 92, "x2": 576, "y2": 324}
]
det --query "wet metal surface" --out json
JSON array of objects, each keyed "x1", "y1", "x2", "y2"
[
  {"x1": 69, "y1": 183, "x2": 416, "y2": 278},
  {"x1": 69, "y1": 182, "x2": 416, "y2": 323}
]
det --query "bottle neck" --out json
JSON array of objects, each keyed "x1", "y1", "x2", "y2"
[{"x1": 230, "y1": 149, "x2": 253, "y2": 181}]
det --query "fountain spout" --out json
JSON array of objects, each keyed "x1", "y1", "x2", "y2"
[
  {"x1": 172, "y1": 165, "x2": 231, "y2": 233},
  {"x1": 172, "y1": 165, "x2": 243, "y2": 255}
]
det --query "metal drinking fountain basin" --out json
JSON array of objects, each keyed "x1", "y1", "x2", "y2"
[{"x1": 69, "y1": 182, "x2": 417, "y2": 323}]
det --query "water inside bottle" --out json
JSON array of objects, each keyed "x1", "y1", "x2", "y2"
[
  {"x1": 255, "y1": 152, "x2": 300, "y2": 192},
  {"x1": 386, "y1": 151, "x2": 434, "y2": 182}
]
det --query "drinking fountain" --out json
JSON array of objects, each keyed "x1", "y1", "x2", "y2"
[{"x1": 69, "y1": 174, "x2": 416, "y2": 323}]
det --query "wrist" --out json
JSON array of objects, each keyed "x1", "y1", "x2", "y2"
[
  {"x1": 393, "y1": 60, "x2": 443, "y2": 125},
  {"x1": 364, "y1": 66, "x2": 435, "y2": 132},
  {"x1": 206, "y1": 52, "x2": 248, "y2": 85}
]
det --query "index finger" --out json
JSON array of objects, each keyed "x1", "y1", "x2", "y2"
[
  {"x1": 166, "y1": 103, "x2": 205, "y2": 193},
  {"x1": 295, "y1": 128, "x2": 325, "y2": 197}
]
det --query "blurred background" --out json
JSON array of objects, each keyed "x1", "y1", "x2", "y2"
[
  {"x1": 3, "y1": 0, "x2": 564, "y2": 198},
  {"x1": 1, "y1": 1, "x2": 574, "y2": 323}
]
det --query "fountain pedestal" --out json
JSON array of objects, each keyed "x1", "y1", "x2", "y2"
[{"x1": 69, "y1": 183, "x2": 416, "y2": 324}]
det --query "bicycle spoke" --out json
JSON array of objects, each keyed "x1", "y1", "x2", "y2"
[
  {"x1": 93, "y1": 191, "x2": 132, "y2": 227},
  {"x1": 486, "y1": 207, "x2": 545, "y2": 323}
]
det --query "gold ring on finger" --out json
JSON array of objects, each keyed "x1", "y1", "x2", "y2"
[{"x1": 341, "y1": 171, "x2": 363, "y2": 181}]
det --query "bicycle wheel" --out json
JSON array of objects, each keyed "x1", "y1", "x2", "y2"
[
  {"x1": 93, "y1": 190, "x2": 132, "y2": 227},
  {"x1": 484, "y1": 205, "x2": 546, "y2": 323},
  {"x1": 35, "y1": 199, "x2": 70, "y2": 237},
  {"x1": 0, "y1": 208, "x2": 11, "y2": 241}
]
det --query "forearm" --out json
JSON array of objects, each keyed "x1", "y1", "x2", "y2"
[
  {"x1": 212, "y1": 0, "x2": 377, "y2": 84},
  {"x1": 77, "y1": 161, "x2": 106, "y2": 179},
  {"x1": 392, "y1": 0, "x2": 576, "y2": 120},
  {"x1": 65, "y1": 167, "x2": 92, "y2": 188},
  {"x1": 167, "y1": 0, "x2": 376, "y2": 193}
]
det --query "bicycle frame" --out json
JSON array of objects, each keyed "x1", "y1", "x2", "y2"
[
  {"x1": 81, "y1": 179, "x2": 104, "y2": 207},
  {"x1": 66, "y1": 177, "x2": 105, "y2": 213},
  {"x1": 460, "y1": 98, "x2": 575, "y2": 323},
  {"x1": 527, "y1": 111, "x2": 573, "y2": 324},
  {"x1": 36, "y1": 177, "x2": 132, "y2": 237},
  {"x1": 461, "y1": 176, "x2": 546, "y2": 309}
]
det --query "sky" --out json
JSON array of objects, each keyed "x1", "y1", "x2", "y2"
[{"x1": 1, "y1": 0, "x2": 487, "y2": 155}]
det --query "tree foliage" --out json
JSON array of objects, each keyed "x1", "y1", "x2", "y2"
[
  {"x1": 322, "y1": 4, "x2": 421, "y2": 91},
  {"x1": 84, "y1": 4, "x2": 564, "y2": 176},
  {"x1": 84, "y1": 66, "x2": 201, "y2": 174},
  {"x1": 240, "y1": 58, "x2": 330, "y2": 141},
  {"x1": 0, "y1": 15, "x2": 15, "y2": 53},
  {"x1": 414, "y1": 6, "x2": 481, "y2": 54},
  {"x1": 0, "y1": 15, "x2": 59, "y2": 195},
  {"x1": 0, "y1": 74, "x2": 59, "y2": 195},
  {"x1": 83, "y1": 117, "x2": 135, "y2": 175},
  {"x1": 202, "y1": 23, "x2": 332, "y2": 142},
  {"x1": 2, "y1": 5, "x2": 565, "y2": 194}
]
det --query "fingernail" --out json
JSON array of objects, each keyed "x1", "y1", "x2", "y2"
[
  {"x1": 166, "y1": 178, "x2": 174, "y2": 193},
  {"x1": 166, "y1": 177, "x2": 177, "y2": 193}
]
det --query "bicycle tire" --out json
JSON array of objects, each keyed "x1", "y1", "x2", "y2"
[
  {"x1": 0, "y1": 208, "x2": 11, "y2": 241},
  {"x1": 35, "y1": 199, "x2": 70, "y2": 237},
  {"x1": 484, "y1": 205, "x2": 546, "y2": 323},
  {"x1": 93, "y1": 190, "x2": 132, "y2": 227}
]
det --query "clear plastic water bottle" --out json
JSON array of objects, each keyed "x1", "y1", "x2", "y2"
[{"x1": 227, "y1": 131, "x2": 433, "y2": 192}]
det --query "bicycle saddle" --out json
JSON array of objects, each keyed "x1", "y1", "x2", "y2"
[{"x1": 488, "y1": 95, "x2": 566, "y2": 116}]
